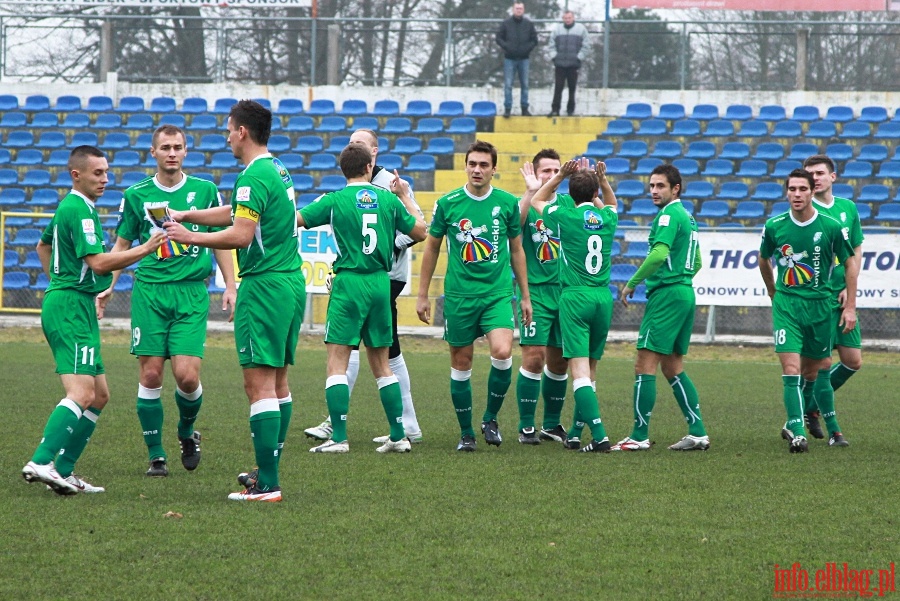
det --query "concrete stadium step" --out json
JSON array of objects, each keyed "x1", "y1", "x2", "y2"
[
  {"x1": 473, "y1": 132, "x2": 601, "y2": 156},
  {"x1": 492, "y1": 116, "x2": 611, "y2": 134}
]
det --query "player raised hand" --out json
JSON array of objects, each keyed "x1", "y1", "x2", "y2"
[
  {"x1": 519, "y1": 161, "x2": 542, "y2": 193},
  {"x1": 595, "y1": 160, "x2": 608, "y2": 181},
  {"x1": 390, "y1": 169, "x2": 411, "y2": 199},
  {"x1": 559, "y1": 159, "x2": 581, "y2": 178}
]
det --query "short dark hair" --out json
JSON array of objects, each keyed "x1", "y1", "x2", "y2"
[
  {"x1": 785, "y1": 169, "x2": 815, "y2": 189},
  {"x1": 151, "y1": 124, "x2": 187, "y2": 148},
  {"x1": 465, "y1": 140, "x2": 497, "y2": 167},
  {"x1": 229, "y1": 99, "x2": 272, "y2": 145},
  {"x1": 802, "y1": 154, "x2": 835, "y2": 173},
  {"x1": 650, "y1": 164, "x2": 682, "y2": 196},
  {"x1": 532, "y1": 148, "x2": 560, "y2": 168},
  {"x1": 340, "y1": 143, "x2": 372, "y2": 179},
  {"x1": 569, "y1": 169, "x2": 599, "y2": 204},
  {"x1": 68, "y1": 145, "x2": 105, "y2": 171}
]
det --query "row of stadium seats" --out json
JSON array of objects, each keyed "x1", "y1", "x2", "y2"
[
  {"x1": 621, "y1": 102, "x2": 900, "y2": 123},
  {"x1": 602, "y1": 117, "x2": 900, "y2": 141}
]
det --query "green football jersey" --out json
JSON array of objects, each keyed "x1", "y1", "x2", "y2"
[
  {"x1": 542, "y1": 202, "x2": 618, "y2": 288},
  {"x1": 645, "y1": 199, "x2": 700, "y2": 293},
  {"x1": 812, "y1": 196, "x2": 864, "y2": 296},
  {"x1": 429, "y1": 185, "x2": 521, "y2": 298},
  {"x1": 760, "y1": 209, "x2": 854, "y2": 301},
  {"x1": 230, "y1": 154, "x2": 301, "y2": 278},
  {"x1": 40, "y1": 190, "x2": 113, "y2": 294},
  {"x1": 300, "y1": 182, "x2": 417, "y2": 274},
  {"x1": 521, "y1": 193, "x2": 574, "y2": 286},
  {"x1": 116, "y1": 174, "x2": 223, "y2": 284}
]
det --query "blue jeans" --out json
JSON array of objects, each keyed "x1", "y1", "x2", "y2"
[{"x1": 503, "y1": 58, "x2": 529, "y2": 109}]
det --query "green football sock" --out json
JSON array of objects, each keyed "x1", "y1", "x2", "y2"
[
  {"x1": 31, "y1": 399, "x2": 83, "y2": 464},
  {"x1": 325, "y1": 376, "x2": 350, "y2": 443},
  {"x1": 541, "y1": 369, "x2": 568, "y2": 430},
  {"x1": 482, "y1": 357, "x2": 512, "y2": 422},
  {"x1": 669, "y1": 371, "x2": 707, "y2": 437},
  {"x1": 175, "y1": 384, "x2": 203, "y2": 440},
  {"x1": 782, "y1": 374, "x2": 806, "y2": 438},
  {"x1": 830, "y1": 362, "x2": 857, "y2": 392},
  {"x1": 814, "y1": 369, "x2": 841, "y2": 436},
  {"x1": 377, "y1": 377, "x2": 406, "y2": 441},
  {"x1": 801, "y1": 379, "x2": 817, "y2": 414},
  {"x1": 450, "y1": 369, "x2": 474, "y2": 437},
  {"x1": 56, "y1": 408, "x2": 101, "y2": 478},
  {"x1": 137, "y1": 385, "x2": 165, "y2": 461},
  {"x1": 573, "y1": 378, "x2": 607, "y2": 441},
  {"x1": 277, "y1": 394, "x2": 293, "y2": 467},
  {"x1": 516, "y1": 368, "x2": 541, "y2": 431},
  {"x1": 569, "y1": 404, "x2": 585, "y2": 439},
  {"x1": 249, "y1": 399, "x2": 281, "y2": 491},
  {"x1": 630, "y1": 374, "x2": 656, "y2": 441}
]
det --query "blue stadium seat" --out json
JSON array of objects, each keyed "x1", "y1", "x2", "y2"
[
  {"x1": 626, "y1": 199, "x2": 658, "y2": 217},
  {"x1": 393, "y1": 137, "x2": 422, "y2": 155},
  {"x1": 618, "y1": 140, "x2": 648, "y2": 158},
  {"x1": 62, "y1": 113, "x2": 90, "y2": 129},
  {"x1": 295, "y1": 192, "x2": 319, "y2": 208},
  {"x1": 623, "y1": 103, "x2": 652, "y2": 120},
  {"x1": 805, "y1": 121, "x2": 836, "y2": 139},
  {"x1": 857, "y1": 144, "x2": 888, "y2": 162},
  {"x1": 635, "y1": 119, "x2": 667, "y2": 136},
  {"x1": 446, "y1": 117, "x2": 476, "y2": 134},
  {"x1": 435, "y1": 101, "x2": 465, "y2": 117},
  {"x1": 265, "y1": 135, "x2": 290, "y2": 153},
  {"x1": 0, "y1": 188, "x2": 26, "y2": 207},
  {"x1": 278, "y1": 153, "x2": 304, "y2": 170},
  {"x1": 697, "y1": 200, "x2": 730, "y2": 219},
  {"x1": 191, "y1": 172, "x2": 215, "y2": 183},
  {"x1": 751, "y1": 182, "x2": 784, "y2": 201},
  {"x1": 112, "y1": 274, "x2": 134, "y2": 292},
  {"x1": 371, "y1": 100, "x2": 400, "y2": 117},
  {"x1": 53, "y1": 171, "x2": 73, "y2": 188},
  {"x1": 124, "y1": 114, "x2": 154, "y2": 130},
  {"x1": 209, "y1": 98, "x2": 237, "y2": 115},
  {"x1": 292, "y1": 175, "x2": 314, "y2": 192},
  {"x1": 148, "y1": 97, "x2": 177, "y2": 113},
  {"x1": 158, "y1": 114, "x2": 186, "y2": 128},
  {"x1": 839, "y1": 121, "x2": 871, "y2": 139},
  {"x1": 180, "y1": 97, "x2": 208, "y2": 114},
  {"x1": 0, "y1": 95, "x2": 18, "y2": 110},
  {"x1": 787, "y1": 142, "x2": 819, "y2": 161},
  {"x1": 31, "y1": 112, "x2": 59, "y2": 128},
  {"x1": 325, "y1": 135, "x2": 351, "y2": 154},
  {"x1": 649, "y1": 141, "x2": 681, "y2": 159},
  {"x1": 768, "y1": 201, "x2": 789, "y2": 217},
  {"x1": 96, "y1": 190, "x2": 123, "y2": 209},
  {"x1": 306, "y1": 99, "x2": 336, "y2": 116},
  {"x1": 602, "y1": 119, "x2": 633, "y2": 137},
  {"x1": 672, "y1": 158, "x2": 699, "y2": 176},
  {"x1": 134, "y1": 133, "x2": 154, "y2": 149},
  {"x1": 9, "y1": 228, "x2": 42, "y2": 247},
  {"x1": 634, "y1": 158, "x2": 662, "y2": 175},
  {"x1": 414, "y1": 118, "x2": 444, "y2": 134},
  {"x1": 6, "y1": 131, "x2": 34, "y2": 147},
  {"x1": 84, "y1": 96, "x2": 113, "y2": 112},
  {"x1": 46, "y1": 150, "x2": 69, "y2": 166},
  {"x1": 752, "y1": 143, "x2": 785, "y2": 161},
  {"x1": 874, "y1": 122, "x2": 900, "y2": 139},
  {"x1": 876, "y1": 161, "x2": 900, "y2": 179},
  {"x1": 724, "y1": 104, "x2": 753, "y2": 121},
  {"x1": 658, "y1": 104, "x2": 685, "y2": 121},
  {"x1": 842, "y1": 161, "x2": 873, "y2": 178},
  {"x1": 12, "y1": 149, "x2": 43, "y2": 166},
  {"x1": 197, "y1": 134, "x2": 227, "y2": 151},
  {"x1": 469, "y1": 101, "x2": 497, "y2": 117},
  {"x1": 318, "y1": 175, "x2": 347, "y2": 192},
  {"x1": 615, "y1": 180, "x2": 645, "y2": 198},
  {"x1": 92, "y1": 114, "x2": 122, "y2": 129},
  {"x1": 0, "y1": 112, "x2": 27, "y2": 127},
  {"x1": 316, "y1": 116, "x2": 347, "y2": 132},
  {"x1": 117, "y1": 96, "x2": 145, "y2": 113},
  {"x1": 701, "y1": 159, "x2": 734, "y2": 177},
  {"x1": 352, "y1": 116, "x2": 380, "y2": 131},
  {"x1": 825, "y1": 106, "x2": 854, "y2": 123},
  {"x1": 733, "y1": 201, "x2": 764, "y2": 219},
  {"x1": 604, "y1": 158, "x2": 630, "y2": 175},
  {"x1": 29, "y1": 189, "x2": 60, "y2": 208},
  {"x1": 208, "y1": 153, "x2": 238, "y2": 170},
  {"x1": 824, "y1": 143, "x2": 853, "y2": 163},
  {"x1": 294, "y1": 135, "x2": 324, "y2": 153},
  {"x1": 703, "y1": 120, "x2": 734, "y2": 137},
  {"x1": 772, "y1": 160, "x2": 802, "y2": 177},
  {"x1": 858, "y1": 184, "x2": 889, "y2": 203},
  {"x1": 402, "y1": 100, "x2": 432, "y2": 117},
  {"x1": 23, "y1": 95, "x2": 50, "y2": 112},
  {"x1": 183, "y1": 152, "x2": 205, "y2": 168},
  {"x1": 284, "y1": 116, "x2": 314, "y2": 132},
  {"x1": 187, "y1": 114, "x2": 217, "y2": 131},
  {"x1": 425, "y1": 137, "x2": 455, "y2": 155},
  {"x1": 4, "y1": 250, "x2": 18, "y2": 268},
  {"x1": 771, "y1": 120, "x2": 802, "y2": 138},
  {"x1": 792, "y1": 106, "x2": 820, "y2": 122},
  {"x1": 117, "y1": 171, "x2": 150, "y2": 189},
  {"x1": 377, "y1": 153, "x2": 403, "y2": 171},
  {"x1": 876, "y1": 204, "x2": 900, "y2": 222},
  {"x1": 737, "y1": 120, "x2": 769, "y2": 138},
  {"x1": 691, "y1": 104, "x2": 719, "y2": 121},
  {"x1": 381, "y1": 118, "x2": 411, "y2": 134},
  {"x1": 35, "y1": 132, "x2": 66, "y2": 149},
  {"x1": 101, "y1": 133, "x2": 131, "y2": 150},
  {"x1": 832, "y1": 183, "x2": 855, "y2": 199},
  {"x1": 338, "y1": 99, "x2": 368, "y2": 116},
  {"x1": 681, "y1": 181, "x2": 714, "y2": 200},
  {"x1": 3, "y1": 272, "x2": 30, "y2": 290},
  {"x1": 719, "y1": 143, "x2": 750, "y2": 160},
  {"x1": 680, "y1": 200, "x2": 694, "y2": 214},
  {"x1": 111, "y1": 151, "x2": 141, "y2": 169},
  {"x1": 718, "y1": 182, "x2": 749, "y2": 200},
  {"x1": 585, "y1": 139, "x2": 614, "y2": 158},
  {"x1": 623, "y1": 241, "x2": 649, "y2": 258},
  {"x1": 217, "y1": 172, "x2": 239, "y2": 191},
  {"x1": 758, "y1": 105, "x2": 786, "y2": 121},
  {"x1": 610, "y1": 264, "x2": 639, "y2": 283},
  {"x1": 669, "y1": 119, "x2": 701, "y2": 137},
  {"x1": 684, "y1": 142, "x2": 716, "y2": 160},
  {"x1": 307, "y1": 153, "x2": 337, "y2": 170},
  {"x1": 0, "y1": 149, "x2": 9, "y2": 165},
  {"x1": 274, "y1": 98, "x2": 303, "y2": 116},
  {"x1": 858, "y1": 106, "x2": 888, "y2": 123},
  {"x1": 856, "y1": 204, "x2": 872, "y2": 221}
]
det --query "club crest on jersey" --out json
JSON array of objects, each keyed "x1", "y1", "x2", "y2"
[
  {"x1": 778, "y1": 244, "x2": 814, "y2": 286},
  {"x1": 582, "y1": 210, "x2": 603, "y2": 231},
  {"x1": 454, "y1": 218, "x2": 494, "y2": 263},
  {"x1": 355, "y1": 188, "x2": 379, "y2": 209},
  {"x1": 813, "y1": 231, "x2": 822, "y2": 243},
  {"x1": 272, "y1": 158, "x2": 292, "y2": 185},
  {"x1": 491, "y1": 206, "x2": 501, "y2": 217},
  {"x1": 531, "y1": 219, "x2": 560, "y2": 263},
  {"x1": 186, "y1": 192, "x2": 196, "y2": 204},
  {"x1": 840, "y1": 212, "x2": 847, "y2": 222}
]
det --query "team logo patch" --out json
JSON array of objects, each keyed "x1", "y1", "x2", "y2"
[
  {"x1": 236, "y1": 186, "x2": 251, "y2": 202},
  {"x1": 186, "y1": 192, "x2": 196, "y2": 204},
  {"x1": 491, "y1": 206, "x2": 501, "y2": 217},
  {"x1": 272, "y1": 158, "x2": 292, "y2": 185},
  {"x1": 813, "y1": 231, "x2": 822, "y2": 243},
  {"x1": 531, "y1": 219, "x2": 560, "y2": 263},
  {"x1": 454, "y1": 218, "x2": 494, "y2": 263},
  {"x1": 778, "y1": 244, "x2": 814, "y2": 286},
  {"x1": 355, "y1": 188, "x2": 379, "y2": 209},
  {"x1": 582, "y1": 210, "x2": 603, "y2": 231},
  {"x1": 81, "y1": 219, "x2": 95, "y2": 234},
  {"x1": 659, "y1": 214, "x2": 671, "y2": 227},
  {"x1": 840, "y1": 212, "x2": 847, "y2": 223}
]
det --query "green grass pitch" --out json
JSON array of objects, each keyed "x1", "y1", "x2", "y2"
[{"x1": 1, "y1": 331, "x2": 897, "y2": 600}]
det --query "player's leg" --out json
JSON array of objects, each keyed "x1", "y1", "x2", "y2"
[
  {"x1": 367, "y1": 346, "x2": 408, "y2": 451},
  {"x1": 274, "y1": 367, "x2": 292, "y2": 465},
  {"x1": 516, "y1": 344, "x2": 545, "y2": 443},
  {"x1": 240, "y1": 366, "x2": 282, "y2": 495},
  {"x1": 803, "y1": 300, "x2": 847, "y2": 446},
  {"x1": 540, "y1": 346, "x2": 569, "y2": 442},
  {"x1": 53, "y1": 372, "x2": 108, "y2": 493},
  {"x1": 170, "y1": 356, "x2": 203, "y2": 470},
  {"x1": 773, "y1": 294, "x2": 808, "y2": 452},
  {"x1": 443, "y1": 295, "x2": 480, "y2": 450},
  {"x1": 482, "y1": 327, "x2": 514, "y2": 446},
  {"x1": 313, "y1": 343, "x2": 353, "y2": 452},
  {"x1": 613, "y1": 348, "x2": 660, "y2": 451},
  {"x1": 830, "y1": 308, "x2": 862, "y2": 392},
  {"x1": 662, "y1": 354, "x2": 709, "y2": 451},
  {"x1": 570, "y1": 357, "x2": 609, "y2": 452},
  {"x1": 387, "y1": 278, "x2": 421, "y2": 440},
  {"x1": 136, "y1": 356, "x2": 168, "y2": 474}
]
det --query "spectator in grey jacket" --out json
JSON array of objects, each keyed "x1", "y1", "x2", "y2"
[
  {"x1": 496, "y1": 2, "x2": 538, "y2": 118},
  {"x1": 549, "y1": 11, "x2": 590, "y2": 117}
]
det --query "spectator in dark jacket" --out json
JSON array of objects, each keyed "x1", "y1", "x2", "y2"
[
  {"x1": 549, "y1": 11, "x2": 590, "y2": 117},
  {"x1": 496, "y1": 2, "x2": 538, "y2": 118}
]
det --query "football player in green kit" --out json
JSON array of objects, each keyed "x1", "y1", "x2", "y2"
[
  {"x1": 298, "y1": 143, "x2": 426, "y2": 454},
  {"x1": 527, "y1": 158, "x2": 618, "y2": 452},
  {"x1": 22, "y1": 146, "x2": 164, "y2": 495},
  {"x1": 416, "y1": 140, "x2": 533, "y2": 451},
  {"x1": 99, "y1": 124, "x2": 236, "y2": 477},
  {"x1": 616, "y1": 164, "x2": 709, "y2": 452},
  {"x1": 759, "y1": 169, "x2": 857, "y2": 453},
  {"x1": 164, "y1": 100, "x2": 303, "y2": 502}
]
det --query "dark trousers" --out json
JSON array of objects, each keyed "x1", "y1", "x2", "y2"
[{"x1": 551, "y1": 66, "x2": 579, "y2": 114}]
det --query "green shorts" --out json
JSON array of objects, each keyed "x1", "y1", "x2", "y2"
[
  {"x1": 518, "y1": 284, "x2": 562, "y2": 348},
  {"x1": 832, "y1": 307, "x2": 862, "y2": 349},
  {"x1": 41, "y1": 289, "x2": 105, "y2": 376},
  {"x1": 559, "y1": 286, "x2": 613, "y2": 360},
  {"x1": 771, "y1": 294, "x2": 833, "y2": 359},
  {"x1": 443, "y1": 292, "x2": 515, "y2": 347},
  {"x1": 130, "y1": 279, "x2": 209, "y2": 358},
  {"x1": 637, "y1": 284, "x2": 696, "y2": 356},
  {"x1": 234, "y1": 272, "x2": 306, "y2": 368},
  {"x1": 325, "y1": 271, "x2": 392, "y2": 348}
]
